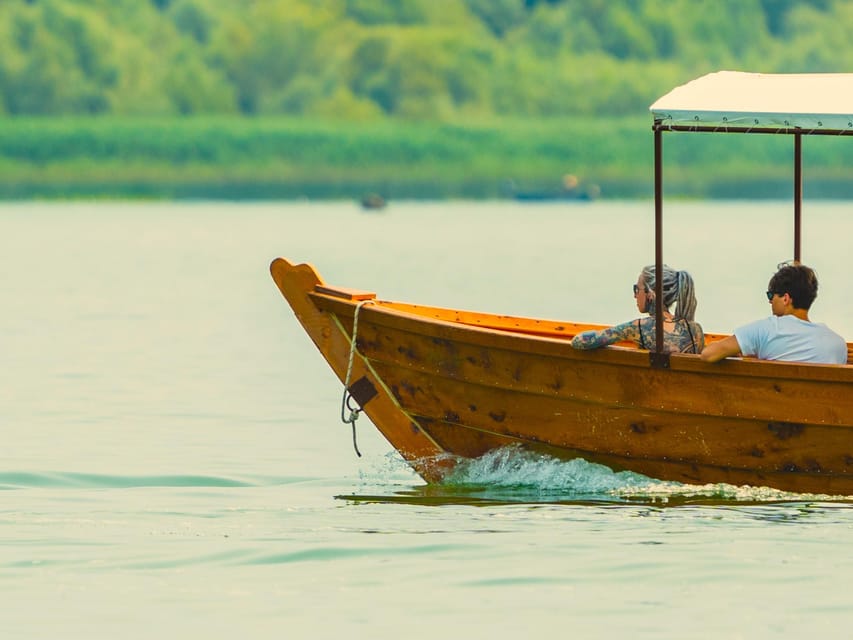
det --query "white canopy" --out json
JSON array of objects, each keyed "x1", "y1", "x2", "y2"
[{"x1": 650, "y1": 70, "x2": 853, "y2": 132}]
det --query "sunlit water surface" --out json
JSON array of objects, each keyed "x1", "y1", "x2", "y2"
[{"x1": 2, "y1": 200, "x2": 852, "y2": 638}]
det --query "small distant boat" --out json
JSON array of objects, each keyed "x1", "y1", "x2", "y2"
[
  {"x1": 272, "y1": 71, "x2": 853, "y2": 495},
  {"x1": 360, "y1": 193, "x2": 386, "y2": 210},
  {"x1": 511, "y1": 175, "x2": 600, "y2": 202}
]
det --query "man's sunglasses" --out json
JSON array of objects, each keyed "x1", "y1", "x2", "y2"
[{"x1": 766, "y1": 290, "x2": 785, "y2": 301}]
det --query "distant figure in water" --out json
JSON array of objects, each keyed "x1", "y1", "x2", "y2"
[
  {"x1": 572, "y1": 264, "x2": 704, "y2": 354},
  {"x1": 700, "y1": 261, "x2": 846, "y2": 364},
  {"x1": 360, "y1": 193, "x2": 386, "y2": 210}
]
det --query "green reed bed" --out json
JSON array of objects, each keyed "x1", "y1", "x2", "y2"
[{"x1": 0, "y1": 117, "x2": 849, "y2": 200}]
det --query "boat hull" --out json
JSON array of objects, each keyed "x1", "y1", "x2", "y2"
[{"x1": 271, "y1": 258, "x2": 853, "y2": 495}]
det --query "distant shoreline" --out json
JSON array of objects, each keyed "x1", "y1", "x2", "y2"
[
  {"x1": 0, "y1": 116, "x2": 850, "y2": 200},
  {"x1": 3, "y1": 178, "x2": 852, "y2": 201}
]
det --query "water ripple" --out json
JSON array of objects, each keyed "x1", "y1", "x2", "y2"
[
  {"x1": 0, "y1": 471, "x2": 310, "y2": 490},
  {"x1": 241, "y1": 543, "x2": 473, "y2": 566}
]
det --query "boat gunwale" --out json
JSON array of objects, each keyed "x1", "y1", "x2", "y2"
[{"x1": 308, "y1": 290, "x2": 853, "y2": 384}]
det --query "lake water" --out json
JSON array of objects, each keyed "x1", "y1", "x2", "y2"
[{"x1": 2, "y1": 200, "x2": 853, "y2": 638}]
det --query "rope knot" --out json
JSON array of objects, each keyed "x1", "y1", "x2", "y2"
[{"x1": 340, "y1": 299, "x2": 374, "y2": 457}]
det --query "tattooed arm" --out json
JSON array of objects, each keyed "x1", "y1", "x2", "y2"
[{"x1": 571, "y1": 319, "x2": 642, "y2": 350}]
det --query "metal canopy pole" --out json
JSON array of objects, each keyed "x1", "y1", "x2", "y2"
[
  {"x1": 659, "y1": 124, "x2": 818, "y2": 264},
  {"x1": 651, "y1": 125, "x2": 668, "y2": 369},
  {"x1": 794, "y1": 132, "x2": 802, "y2": 262}
]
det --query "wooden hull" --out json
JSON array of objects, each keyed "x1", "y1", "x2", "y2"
[{"x1": 271, "y1": 258, "x2": 853, "y2": 495}]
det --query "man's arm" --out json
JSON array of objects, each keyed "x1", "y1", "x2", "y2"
[{"x1": 700, "y1": 335, "x2": 742, "y2": 363}]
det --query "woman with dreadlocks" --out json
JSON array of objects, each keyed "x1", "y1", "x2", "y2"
[{"x1": 571, "y1": 264, "x2": 704, "y2": 354}]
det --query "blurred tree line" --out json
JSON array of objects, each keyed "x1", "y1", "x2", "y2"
[{"x1": 0, "y1": 0, "x2": 849, "y2": 119}]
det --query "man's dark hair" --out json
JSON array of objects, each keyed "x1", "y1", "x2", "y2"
[{"x1": 768, "y1": 264, "x2": 819, "y2": 310}]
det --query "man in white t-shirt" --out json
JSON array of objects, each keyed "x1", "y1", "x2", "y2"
[{"x1": 700, "y1": 262, "x2": 847, "y2": 365}]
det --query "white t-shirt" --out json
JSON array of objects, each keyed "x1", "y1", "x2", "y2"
[{"x1": 734, "y1": 315, "x2": 847, "y2": 364}]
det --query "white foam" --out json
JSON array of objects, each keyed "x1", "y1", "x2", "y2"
[{"x1": 441, "y1": 446, "x2": 835, "y2": 503}]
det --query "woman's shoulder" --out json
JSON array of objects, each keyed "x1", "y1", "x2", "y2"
[
  {"x1": 635, "y1": 316, "x2": 655, "y2": 329},
  {"x1": 686, "y1": 318, "x2": 704, "y2": 333}
]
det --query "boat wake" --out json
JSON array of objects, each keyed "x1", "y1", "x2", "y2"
[{"x1": 349, "y1": 446, "x2": 849, "y2": 506}]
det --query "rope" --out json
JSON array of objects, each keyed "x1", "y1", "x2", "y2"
[{"x1": 340, "y1": 299, "x2": 374, "y2": 457}]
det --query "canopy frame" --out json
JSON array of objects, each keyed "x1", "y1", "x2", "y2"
[{"x1": 648, "y1": 72, "x2": 853, "y2": 368}]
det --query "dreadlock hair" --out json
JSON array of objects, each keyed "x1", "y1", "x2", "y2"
[{"x1": 640, "y1": 264, "x2": 698, "y2": 321}]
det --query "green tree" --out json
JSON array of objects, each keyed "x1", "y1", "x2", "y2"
[
  {"x1": 0, "y1": 0, "x2": 850, "y2": 119},
  {"x1": 169, "y1": 0, "x2": 213, "y2": 43},
  {"x1": 209, "y1": 3, "x2": 341, "y2": 114},
  {"x1": 0, "y1": 2, "x2": 117, "y2": 114},
  {"x1": 344, "y1": 0, "x2": 443, "y2": 25},
  {"x1": 163, "y1": 48, "x2": 236, "y2": 114},
  {"x1": 464, "y1": 0, "x2": 527, "y2": 37}
]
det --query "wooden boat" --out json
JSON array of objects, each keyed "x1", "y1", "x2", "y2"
[
  {"x1": 511, "y1": 174, "x2": 601, "y2": 201},
  {"x1": 271, "y1": 71, "x2": 853, "y2": 495}
]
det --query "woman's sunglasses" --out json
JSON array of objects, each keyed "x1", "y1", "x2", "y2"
[{"x1": 633, "y1": 284, "x2": 648, "y2": 295}]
